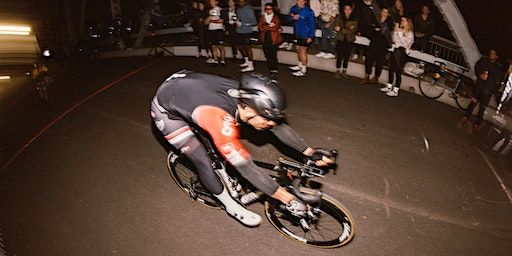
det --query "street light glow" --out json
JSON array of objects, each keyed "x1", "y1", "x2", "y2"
[
  {"x1": 0, "y1": 25, "x2": 31, "y2": 35},
  {"x1": 0, "y1": 76, "x2": 11, "y2": 80}
]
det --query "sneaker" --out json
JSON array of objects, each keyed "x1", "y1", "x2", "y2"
[
  {"x1": 240, "y1": 62, "x2": 249, "y2": 68},
  {"x1": 292, "y1": 70, "x2": 306, "y2": 77},
  {"x1": 206, "y1": 58, "x2": 216, "y2": 64},
  {"x1": 335, "y1": 71, "x2": 342, "y2": 79},
  {"x1": 386, "y1": 88, "x2": 399, "y2": 97},
  {"x1": 241, "y1": 65, "x2": 254, "y2": 72},
  {"x1": 315, "y1": 52, "x2": 326, "y2": 58},
  {"x1": 286, "y1": 199, "x2": 307, "y2": 218},
  {"x1": 380, "y1": 83, "x2": 393, "y2": 92},
  {"x1": 289, "y1": 65, "x2": 302, "y2": 71},
  {"x1": 278, "y1": 42, "x2": 288, "y2": 49},
  {"x1": 285, "y1": 43, "x2": 294, "y2": 51},
  {"x1": 220, "y1": 61, "x2": 226, "y2": 67},
  {"x1": 270, "y1": 70, "x2": 278, "y2": 74},
  {"x1": 323, "y1": 53, "x2": 335, "y2": 59}
]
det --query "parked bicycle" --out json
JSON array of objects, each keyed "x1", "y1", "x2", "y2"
[
  {"x1": 166, "y1": 126, "x2": 355, "y2": 248},
  {"x1": 417, "y1": 61, "x2": 472, "y2": 110}
]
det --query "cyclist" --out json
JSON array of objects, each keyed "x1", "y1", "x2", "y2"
[
  {"x1": 31, "y1": 61, "x2": 49, "y2": 82},
  {"x1": 31, "y1": 61, "x2": 51, "y2": 100},
  {"x1": 151, "y1": 70, "x2": 335, "y2": 227}
]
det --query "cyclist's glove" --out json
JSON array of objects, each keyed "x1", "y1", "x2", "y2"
[{"x1": 307, "y1": 148, "x2": 337, "y2": 162}]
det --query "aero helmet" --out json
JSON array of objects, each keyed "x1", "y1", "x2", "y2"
[{"x1": 236, "y1": 73, "x2": 287, "y2": 120}]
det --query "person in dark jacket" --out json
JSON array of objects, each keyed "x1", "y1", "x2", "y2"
[
  {"x1": 461, "y1": 49, "x2": 503, "y2": 132},
  {"x1": 288, "y1": 0, "x2": 316, "y2": 77},
  {"x1": 333, "y1": 4, "x2": 358, "y2": 78},
  {"x1": 352, "y1": 0, "x2": 379, "y2": 62},
  {"x1": 412, "y1": 4, "x2": 434, "y2": 52},
  {"x1": 224, "y1": 0, "x2": 240, "y2": 61},
  {"x1": 258, "y1": 3, "x2": 282, "y2": 74},
  {"x1": 192, "y1": 1, "x2": 210, "y2": 58},
  {"x1": 360, "y1": 6, "x2": 393, "y2": 85}
]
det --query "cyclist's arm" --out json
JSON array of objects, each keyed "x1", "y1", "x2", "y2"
[
  {"x1": 192, "y1": 106, "x2": 279, "y2": 196},
  {"x1": 271, "y1": 123, "x2": 334, "y2": 166}
]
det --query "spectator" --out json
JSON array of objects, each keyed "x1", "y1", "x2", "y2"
[
  {"x1": 224, "y1": 0, "x2": 240, "y2": 61},
  {"x1": 205, "y1": 0, "x2": 226, "y2": 66},
  {"x1": 412, "y1": 4, "x2": 434, "y2": 52},
  {"x1": 461, "y1": 49, "x2": 503, "y2": 132},
  {"x1": 258, "y1": 3, "x2": 282, "y2": 74},
  {"x1": 333, "y1": 3, "x2": 358, "y2": 78},
  {"x1": 277, "y1": 0, "x2": 296, "y2": 50},
  {"x1": 352, "y1": 0, "x2": 379, "y2": 62},
  {"x1": 309, "y1": 0, "x2": 322, "y2": 18},
  {"x1": 236, "y1": 0, "x2": 258, "y2": 72},
  {"x1": 315, "y1": 0, "x2": 339, "y2": 59},
  {"x1": 150, "y1": 4, "x2": 167, "y2": 29},
  {"x1": 289, "y1": 0, "x2": 316, "y2": 77},
  {"x1": 192, "y1": 1, "x2": 210, "y2": 58},
  {"x1": 389, "y1": 0, "x2": 406, "y2": 25},
  {"x1": 360, "y1": 6, "x2": 393, "y2": 85},
  {"x1": 380, "y1": 16, "x2": 414, "y2": 96}
]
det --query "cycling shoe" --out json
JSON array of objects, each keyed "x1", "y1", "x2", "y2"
[{"x1": 225, "y1": 205, "x2": 262, "y2": 227}]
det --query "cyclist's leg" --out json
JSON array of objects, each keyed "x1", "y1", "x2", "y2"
[
  {"x1": 151, "y1": 100, "x2": 223, "y2": 194},
  {"x1": 151, "y1": 99, "x2": 261, "y2": 226},
  {"x1": 476, "y1": 93, "x2": 492, "y2": 125}
]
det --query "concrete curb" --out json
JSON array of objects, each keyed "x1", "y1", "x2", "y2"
[{"x1": 98, "y1": 45, "x2": 512, "y2": 132}]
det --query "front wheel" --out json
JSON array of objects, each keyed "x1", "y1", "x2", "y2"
[
  {"x1": 418, "y1": 72, "x2": 445, "y2": 99},
  {"x1": 265, "y1": 187, "x2": 355, "y2": 248}
]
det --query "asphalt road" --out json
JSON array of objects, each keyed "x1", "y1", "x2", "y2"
[{"x1": 1, "y1": 56, "x2": 511, "y2": 256}]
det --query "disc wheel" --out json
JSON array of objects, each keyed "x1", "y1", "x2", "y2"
[
  {"x1": 265, "y1": 187, "x2": 355, "y2": 248},
  {"x1": 418, "y1": 72, "x2": 445, "y2": 99},
  {"x1": 167, "y1": 152, "x2": 221, "y2": 209}
]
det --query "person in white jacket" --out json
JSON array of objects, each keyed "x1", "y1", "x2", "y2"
[{"x1": 380, "y1": 16, "x2": 414, "y2": 97}]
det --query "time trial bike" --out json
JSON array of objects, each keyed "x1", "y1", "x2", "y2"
[{"x1": 165, "y1": 127, "x2": 355, "y2": 248}]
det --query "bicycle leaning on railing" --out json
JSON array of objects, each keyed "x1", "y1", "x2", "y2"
[
  {"x1": 165, "y1": 126, "x2": 355, "y2": 248},
  {"x1": 417, "y1": 61, "x2": 472, "y2": 110}
]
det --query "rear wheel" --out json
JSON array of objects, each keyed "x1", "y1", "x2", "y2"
[
  {"x1": 418, "y1": 72, "x2": 445, "y2": 99},
  {"x1": 265, "y1": 187, "x2": 355, "y2": 248},
  {"x1": 167, "y1": 152, "x2": 221, "y2": 209}
]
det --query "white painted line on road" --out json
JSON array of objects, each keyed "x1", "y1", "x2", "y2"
[
  {"x1": 477, "y1": 149, "x2": 512, "y2": 204},
  {"x1": 321, "y1": 181, "x2": 512, "y2": 240},
  {"x1": 420, "y1": 129, "x2": 430, "y2": 154}
]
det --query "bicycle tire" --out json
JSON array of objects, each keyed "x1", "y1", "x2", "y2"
[
  {"x1": 418, "y1": 72, "x2": 445, "y2": 99},
  {"x1": 265, "y1": 187, "x2": 355, "y2": 248},
  {"x1": 166, "y1": 151, "x2": 222, "y2": 209},
  {"x1": 454, "y1": 95, "x2": 471, "y2": 110}
]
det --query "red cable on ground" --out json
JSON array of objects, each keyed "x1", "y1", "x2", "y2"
[{"x1": 2, "y1": 59, "x2": 161, "y2": 170}]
